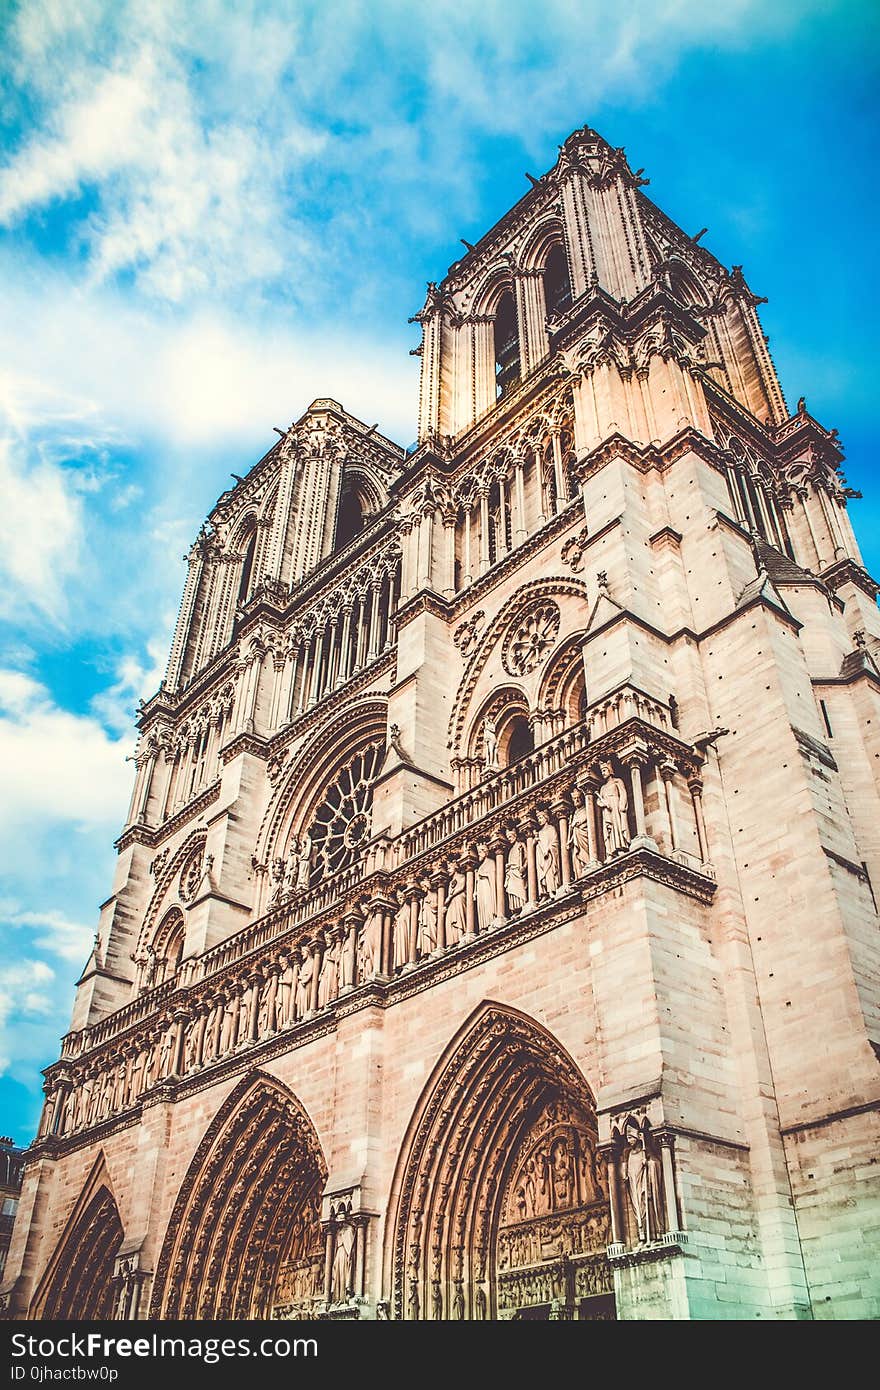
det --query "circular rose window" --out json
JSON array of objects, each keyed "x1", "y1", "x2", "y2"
[
  {"x1": 502, "y1": 602, "x2": 561, "y2": 676},
  {"x1": 307, "y1": 741, "x2": 385, "y2": 885}
]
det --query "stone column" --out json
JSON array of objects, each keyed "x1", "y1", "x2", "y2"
[
  {"x1": 552, "y1": 797, "x2": 572, "y2": 888},
  {"x1": 605, "y1": 1150, "x2": 624, "y2": 1245},
  {"x1": 367, "y1": 584, "x2": 381, "y2": 662},
  {"x1": 659, "y1": 1133, "x2": 679, "y2": 1234},
  {"x1": 431, "y1": 868, "x2": 447, "y2": 952},
  {"x1": 551, "y1": 430, "x2": 566, "y2": 512},
  {"x1": 340, "y1": 912, "x2": 360, "y2": 992},
  {"x1": 478, "y1": 490, "x2": 491, "y2": 574},
  {"x1": 523, "y1": 817, "x2": 538, "y2": 910},
  {"x1": 309, "y1": 940, "x2": 321, "y2": 1015},
  {"x1": 688, "y1": 775, "x2": 710, "y2": 864},
  {"x1": 491, "y1": 834, "x2": 507, "y2": 925},
  {"x1": 659, "y1": 760, "x2": 680, "y2": 853},
  {"x1": 407, "y1": 888, "x2": 421, "y2": 966},
  {"x1": 443, "y1": 514, "x2": 457, "y2": 596},
  {"x1": 338, "y1": 606, "x2": 353, "y2": 685},
  {"x1": 623, "y1": 749, "x2": 656, "y2": 849},
  {"x1": 464, "y1": 855, "x2": 477, "y2": 940},
  {"x1": 514, "y1": 457, "x2": 527, "y2": 542}
]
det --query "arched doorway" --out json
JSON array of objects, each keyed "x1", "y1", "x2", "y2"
[
  {"x1": 388, "y1": 1005, "x2": 614, "y2": 1320},
  {"x1": 31, "y1": 1163, "x2": 124, "y2": 1319},
  {"x1": 151, "y1": 1072, "x2": 327, "y2": 1319}
]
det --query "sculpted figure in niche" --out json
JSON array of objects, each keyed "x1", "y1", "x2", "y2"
[
  {"x1": 550, "y1": 1137, "x2": 574, "y2": 1210},
  {"x1": 276, "y1": 954, "x2": 296, "y2": 1028},
  {"x1": 444, "y1": 868, "x2": 467, "y2": 946},
  {"x1": 360, "y1": 904, "x2": 384, "y2": 979},
  {"x1": 475, "y1": 842, "x2": 496, "y2": 930},
  {"x1": 219, "y1": 993, "x2": 238, "y2": 1053},
  {"x1": 340, "y1": 925, "x2": 357, "y2": 989},
  {"x1": 597, "y1": 761, "x2": 629, "y2": 856},
  {"x1": 622, "y1": 1119, "x2": 663, "y2": 1244},
  {"x1": 329, "y1": 1219, "x2": 356, "y2": 1304},
  {"x1": 317, "y1": 934, "x2": 340, "y2": 1008},
  {"x1": 184, "y1": 1021, "x2": 200, "y2": 1072},
  {"x1": 417, "y1": 883, "x2": 437, "y2": 957},
  {"x1": 258, "y1": 975, "x2": 276, "y2": 1035},
  {"x1": 392, "y1": 890, "x2": 410, "y2": 972},
  {"x1": 157, "y1": 1023, "x2": 174, "y2": 1078},
  {"x1": 295, "y1": 946, "x2": 314, "y2": 1018},
  {"x1": 568, "y1": 787, "x2": 594, "y2": 877},
  {"x1": 482, "y1": 715, "x2": 499, "y2": 771},
  {"x1": 295, "y1": 832, "x2": 313, "y2": 892},
  {"x1": 504, "y1": 827, "x2": 527, "y2": 912},
  {"x1": 536, "y1": 808, "x2": 560, "y2": 896}
]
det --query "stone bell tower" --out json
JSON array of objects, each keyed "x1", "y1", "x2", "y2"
[{"x1": 3, "y1": 124, "x2": 878, "y2": 1324}]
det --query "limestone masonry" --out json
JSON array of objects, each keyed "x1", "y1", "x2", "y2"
[{"x1": 4, "y1": 125, "x2": 879, "y2": 1321}]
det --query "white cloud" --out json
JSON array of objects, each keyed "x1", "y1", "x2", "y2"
[
  {"x1": 0, "y1": 960, "x2": 55, "y2": 1076},
  {"x1": 0, "y1": 906, "x2": 93, "y2": 965},
  {"x1": 0, "y1": 437, "x2": 84, "y2": 626},
  {"x1": 90, "y1": 632, "x2": 173, "y2": 734},
  {"x1": 0, "y1": 670, "x2": 132, "y2": 835}
]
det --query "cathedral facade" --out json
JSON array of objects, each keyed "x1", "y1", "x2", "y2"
[{"x1": 3, "y1": 125, "x2": 879, "y2": 1322}]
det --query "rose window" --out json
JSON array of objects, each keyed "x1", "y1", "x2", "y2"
[
  {"x1": 503, "y1": 602, "x2": 561, "y2": 676},
  {"x1": 179, "y1": 845, "x2": 205, "y2": 904},
  {"x1": 307, "y1": 741, "x2": 384, "y2": 886}
]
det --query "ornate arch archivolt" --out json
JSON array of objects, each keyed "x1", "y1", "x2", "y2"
[
  {"x1": 31, "y1": 1154, "x2": 123, "y2": 1319},
  {"x1": 386, "y1": 1003, "x2": 611, "y2": 1321},
  {"x1": 519, "y1": 216, "x2": 567, "y2": 272},
  {"x1": 150, "y1": 1071, "x2": 328, "y2": 1320},
  {"x1": 135, "y1": 830, "x2": 207, "y2": 959},
  {"x1": 255, "y1": 696, "x2": 388, "y2": 863},
  {"x1": 537, "y1": 631, "x2": 587, "y2": 720},
  {"x1": 447, "y1": 578, "x2": 591, "y2": 757}
]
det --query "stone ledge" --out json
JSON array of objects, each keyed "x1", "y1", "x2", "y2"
[{"x1": 607, "y1": 1231, "x2": 688, "y2": 1266}]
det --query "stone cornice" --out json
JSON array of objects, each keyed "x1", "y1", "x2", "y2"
[
  {"x1": 219, "y1": 732, "x2": 271, "y2": 765},
  {"x1": 820, "y1": 557, "x2": 879, "y2": 600},
  {"x1": 394, "y1": 589, "x2": 453, "y2": 626},
  {"x1": 114, "y1": 780, "x2": 222, "y2": 852}
]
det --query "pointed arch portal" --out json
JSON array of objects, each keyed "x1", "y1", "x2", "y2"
[
  {"x1": 151, "y1": 1072, "x2": 327, "y2": 1319},
  {"x1": 389, "y1": 1005, "x2": 615, "y2": 1320},
  {"x1": 31, "y1": 1158, "x2": 124, "y2": 1319}
]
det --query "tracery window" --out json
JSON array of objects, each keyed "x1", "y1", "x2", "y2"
[
  {"x1": 544, "y1": 244, "x2": 572, "y2": 321},
  {"x1": 495, "y1": 292, "x2": 520, "y2": 399},
  {"x1": 307, "y1": 740, "x2": 385, "y2": 886}
]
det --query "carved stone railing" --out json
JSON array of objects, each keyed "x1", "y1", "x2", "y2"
[
  {"x1": 37, "y1": 711, "x2": 715, "y2": 1149},
  {"x1": 397, "y1": 721, "x2": 592, "y2": 865}
]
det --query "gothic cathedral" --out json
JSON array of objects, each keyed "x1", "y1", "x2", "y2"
[{"x1": 4, "y1": 126, "x2": 879, "y2": 1322}]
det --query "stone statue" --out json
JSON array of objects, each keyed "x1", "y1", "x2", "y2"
[
  {"x1": 258, "y1": 975, "x2": 276, "y2": 1035},
  {"x1": 568, "y1": 787, "x2": 594, "y2": 877},
  {"x1": 597, "y1": 761, "x2": 629, "y2": 856},
  {"x1": 504, "y1": 827, "x2": 527, "y2": 912},
  {"x1": 184, "y1": 1020, "x2": 200, "y2": 1071},
  {"x1": 295, "y1": 946, "x2": 314, "y2": 1018},
  {"x1": 444, "y1": 869, "x2": 467, "y2": 945},
  {"x1": 329, "y1": 1220, "x2": 356, "y2": 1303},
  {"x1": 295, "y1": 832, "x2": 313, "y2": 892},
  {"x1": 341, "y1": 925, "x2": 358, "y2": 989},
  {"x1": 475, "y1": 843, "x2": 496, "y2": 930},
  {"x1": 417, "y1": 885, "x2": 437, "y2": 957},
  {"x1": 361, "y1": 904, "x2": 384, "y2": 979},
  {"x1": 622, "y1": 1119, "x2": 663, "y2": 1244},
  {"x1": 276, "y1": 955, "x2": 296, "y2": 1028},
  {"x1": 158, "y1": 1024, "x2": 174, "y2": 1078},
  {"x1": 482, "y1": 715, "x2": 499, "y2": 771},
  {"x1": 219, "y1": 994, "x2": 238, "y2": 1053},
  {"x1": 317, "y1": 934, "x2": 340, "y2": 1009},
  {"x1": 536, "y1": 808, "x2": 560, "y2": 896},
  {"x1": 392, "y1": 891, "x2": 410, "y2": 972}
]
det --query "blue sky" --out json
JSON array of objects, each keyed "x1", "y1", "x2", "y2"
[{"x1": 0, "y1": 0, "x2": 877, "y2": 1145}]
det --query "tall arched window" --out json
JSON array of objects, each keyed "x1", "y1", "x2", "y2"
[
  {"x1": 544, "y1": 244, "x2": 572, "y2": 320},
  {"x1": 237, "y1": 526, "x2": 258, "y2": 607},
  {"x1": 495, "y1": 292, "x2": 520, "y2": 399},
  {"x1": 505, "y1": 715, "x2": 534, "y2": 765},
  {"x1": 335, "y1": 485, "x2": 365, "y2": 551}
]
